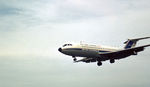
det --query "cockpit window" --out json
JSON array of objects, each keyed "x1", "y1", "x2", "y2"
[
  {"x1": 63, "y1": 44, "x2": 72, "y2": 47},
  {"x1": 63, "y1": 44, "x2": 67, "y2": 47}
]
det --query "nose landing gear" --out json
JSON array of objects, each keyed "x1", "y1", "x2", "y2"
[
  {"x1": 72, "y1": 56, "x2": 77, "y2": 62},
  {"x1": 73, "y1": 58, "x2": 77, "y2": 61}
]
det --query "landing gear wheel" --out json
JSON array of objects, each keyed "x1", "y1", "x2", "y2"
[
  {"x1": 73, "y1": 58, "x2": 77, "y2": 61},
  {"x1": 72, "y1": 56, "x2": 77, "y2": 62},
  {"x1": 97, "y1": 62, "x2": 102, "y2": 66},
  {"x1": 110, "y1": 59, "x2": 115, "y2": 63}
]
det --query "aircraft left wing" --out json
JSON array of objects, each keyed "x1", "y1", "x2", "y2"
[
  {"x1": 74, "y1": 57, "x2": 96, "y2": 63},
  {"x1": 100, "y1": 44, "x2": 150, "y2": 61}
]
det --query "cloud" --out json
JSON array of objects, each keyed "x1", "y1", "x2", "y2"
[
  {"x1": 0, "y1": 7, "x2": 21, "y2": 16},
  {"x1": 0, "y1": 0, "x2": 150, "y2": 87},
  {"x1": 0, "y1": 0, "x2": 150, "y2": 56}
]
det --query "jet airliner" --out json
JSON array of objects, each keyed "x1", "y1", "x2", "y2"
[{"x1": 58, "y1": 37, "x2": 150, "y2": 66}]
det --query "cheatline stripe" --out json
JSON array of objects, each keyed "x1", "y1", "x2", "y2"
[{"x1": 65, "y1": 48, "x2": 82, "y2": 50}]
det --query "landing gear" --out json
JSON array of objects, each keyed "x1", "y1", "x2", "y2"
[
  {"x1": 97, "y1": 61, "x2": 102, "y2": 66},
  {"x1": 73, "y1": 58, "x2": 77, "y2": 61},
  {"x1": 72, "y1": 56, "x2": 77, "y2": 62},
  {"x1": 110, "y1": 59, "x2": 115, "y2": 63}
]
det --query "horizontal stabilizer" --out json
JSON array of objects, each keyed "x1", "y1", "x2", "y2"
[
  {"x1": 124, "y1": 37, "x2": 150, "y2": 44},
  {"x1": 124, "y1": 37, "x2": 150, "y2": 49}
]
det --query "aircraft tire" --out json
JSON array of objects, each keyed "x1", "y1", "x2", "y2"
[
  {"x1": 73, "y1": 58, "x2": 77, "y2": 61},
  {"x1": 97, "y1": 62, "x2": 102, "y2": 66},
  {"x1": 110, "y1": 59, "x2": 115, "y2": 63}
]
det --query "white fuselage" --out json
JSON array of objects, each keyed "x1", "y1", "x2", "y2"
[{"x1": 58, "y1": 43, "x2": 120, "y2": 58}]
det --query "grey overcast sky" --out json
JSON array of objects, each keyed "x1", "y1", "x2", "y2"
[{"x1": 0, "y1": 0, "x2": 150, "y2": 87}]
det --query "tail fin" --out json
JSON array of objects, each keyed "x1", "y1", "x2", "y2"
[{"x1": 124, "y1": 37, "x2": 150, "y2": 49}]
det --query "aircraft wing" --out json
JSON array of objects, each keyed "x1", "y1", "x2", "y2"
[
  {"x1": 100, "y1": 44, "x2": 150, "y2": 61},
  {"x1": 74, "y1": 57, "x2": 96, "y2": 63}
]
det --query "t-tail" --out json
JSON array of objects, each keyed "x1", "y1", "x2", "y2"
[{"x1": 124, "y1": 37, "x2": 150, "y2": 49}]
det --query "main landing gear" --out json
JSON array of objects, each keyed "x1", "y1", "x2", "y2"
[
  {"x1": 97, "y1": 59, "x2": 115, "y2": 66},
  {"x1": 110, "y1": 59, "x2": 115, "y2": 63},
  {"x1": 97, "y1": 61, "x2": 102, "y2": 66}
]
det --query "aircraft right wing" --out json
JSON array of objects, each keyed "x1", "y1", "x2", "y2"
[{"x1": 100, "y1": 44, "x2": 150, "y2": 61}]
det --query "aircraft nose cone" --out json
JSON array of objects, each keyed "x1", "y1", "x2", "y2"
[{"x1": 58, "y1": 48, "x2": 62, "y2": 52}]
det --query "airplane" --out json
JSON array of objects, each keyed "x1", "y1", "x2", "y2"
[{"x1": 58, "y1": 37, "x2": 150, "y2": 66}]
